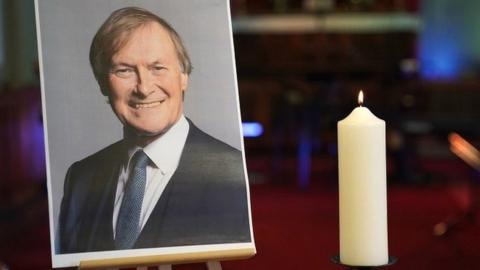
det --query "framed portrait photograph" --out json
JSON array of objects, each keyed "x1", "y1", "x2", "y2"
[{"x1": 35, "y1": 0, "x2": 255, "y2": 267}]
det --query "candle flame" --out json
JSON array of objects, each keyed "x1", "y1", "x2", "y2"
[{"x1": 358, "y1": 90, "x2": 364, "y2": 106}]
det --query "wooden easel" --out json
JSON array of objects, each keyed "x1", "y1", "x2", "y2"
[
  {"x1": 104, "y1": 261, "x2": 221, "y2": 270},
  {"x1": 119, "y1": 261, "x2": 221, "y2": 270},
  {"x1": 78, "y1": 247, "x2": 254, "y2": 270}
]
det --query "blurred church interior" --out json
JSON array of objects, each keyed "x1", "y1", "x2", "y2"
[{"x1": 1, "y1": 0, "x2": 480, "y2": 269}]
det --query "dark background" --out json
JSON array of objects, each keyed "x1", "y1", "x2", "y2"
[{"x1": 1, "y1": 0, "x2": 480, "y2": 269}]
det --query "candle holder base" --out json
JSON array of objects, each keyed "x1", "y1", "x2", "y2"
[{"x1": 331, "y1": 255, "x2": 397, "y2": 269}]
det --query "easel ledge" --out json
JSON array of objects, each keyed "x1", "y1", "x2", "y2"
[{"x1": 79, "y1": 247, "x2": 256, "y2": 269}]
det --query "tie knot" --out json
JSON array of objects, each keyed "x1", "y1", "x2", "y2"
[{"x1": 131, "y1": 150, "x2": 149, "y2": 169}]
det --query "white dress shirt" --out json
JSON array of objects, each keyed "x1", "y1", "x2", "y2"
[{"x1": 112, "y1": 115, "x2": 190, "y2": 236}]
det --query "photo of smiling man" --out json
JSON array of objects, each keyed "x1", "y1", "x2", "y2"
[
  {"x1": 37, "y1": 0, "x2": 254, "y2": 266},
  {"x1": 41, "y1": 4, "x2": 251, "y2": 256}
]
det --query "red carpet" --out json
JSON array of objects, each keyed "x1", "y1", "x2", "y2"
[{"x1": 224, "y1": 183, "x2": 480, "y2": 270}]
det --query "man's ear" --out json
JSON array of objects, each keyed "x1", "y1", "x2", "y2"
[{"x1": 180, "y1": 72, "x2": 189, "y2": 93}]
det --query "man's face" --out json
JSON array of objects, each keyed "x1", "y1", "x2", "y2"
[{"x1": 107, "y1": 22, "x2": 188, "y2": 137}]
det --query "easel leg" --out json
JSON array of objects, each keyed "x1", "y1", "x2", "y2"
[{"x1": 206, "y1": 261, "x2": 222, "y2": 270}]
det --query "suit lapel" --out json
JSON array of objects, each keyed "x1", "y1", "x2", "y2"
[{"x1": 82, "y1": 144, "x2": 124, "y2": 251}]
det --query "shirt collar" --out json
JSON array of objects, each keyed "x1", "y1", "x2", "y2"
[{"x1": 141, "y1": 115, "x2": 190, "y2": 175}]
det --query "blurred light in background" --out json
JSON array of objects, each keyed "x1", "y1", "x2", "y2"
[
  {"x1": 419, "y1": 0, "x2": 480, "y2": 80},
  {"x1": 419, "y1": 32, "x2": 462, "y2": 80},
  {"x1": 242, "y1": 122, "x2": 264, "y2": 138},
  {"x1": 449, "y1": 132, "x2": 480, "y2": 170}
]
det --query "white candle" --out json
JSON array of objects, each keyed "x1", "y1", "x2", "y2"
[{"x1": 337, "y1": 91, "x2": 388, "y2": 266}]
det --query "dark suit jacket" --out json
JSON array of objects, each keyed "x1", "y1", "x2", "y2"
[{"x1": 58, "y1": 121, "x2": 251, "y2": 254}]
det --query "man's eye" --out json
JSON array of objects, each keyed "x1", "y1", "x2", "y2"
[
  {"x1": 151, "y1": 66, "x2": 166, "y2": 74},
  {"x1": 113, "y1": 68, "x2": 134, "y2": 77}
]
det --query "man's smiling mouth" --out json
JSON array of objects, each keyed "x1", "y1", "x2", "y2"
[{"x1": 131, "y1": 100, "x2": 164, "y2": 109}]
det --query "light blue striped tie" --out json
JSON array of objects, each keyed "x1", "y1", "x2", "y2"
[{"x1": 115, "y1": 150, "x2": 149, "y2": 249}]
